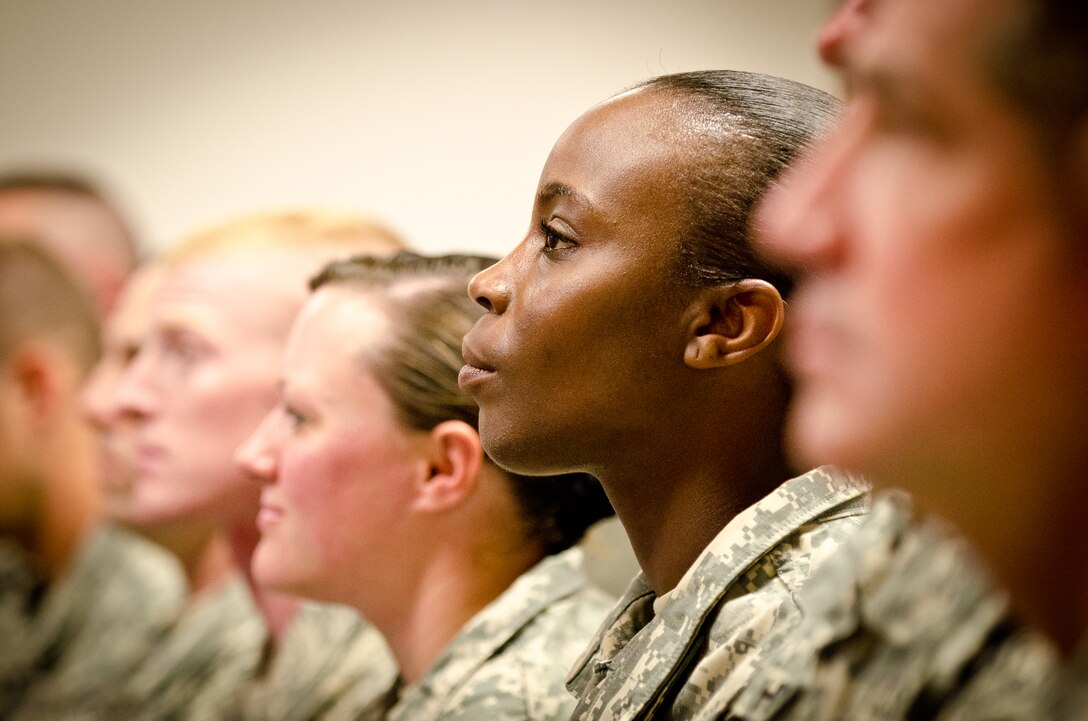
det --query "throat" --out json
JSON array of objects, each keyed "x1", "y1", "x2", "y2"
[{"x1": 603, "y1": 466, "x2": 784, "y2": 595}]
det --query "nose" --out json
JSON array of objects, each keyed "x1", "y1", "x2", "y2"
[
  {"x1": 235, "y1": 408, "x2": 284, "y2": 484},
  {"x1": 818, "y1": 0, "x2": 873, "y2": 67},
  {"x1": 468, "y1": 256, "x2": 512, "y2": 315},
  {"x1": 112, "y1": 343, "x2": 160, "y2": 421},
  {"x1": 756, "y1": 108, "x2": 861, "y2": 275}
]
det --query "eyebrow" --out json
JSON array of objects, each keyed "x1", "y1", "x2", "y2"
[{"x1": 537, "y1": 181, "x2": 591, "y2": 208}]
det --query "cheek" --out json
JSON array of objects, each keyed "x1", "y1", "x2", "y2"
[
  {"x1": 281, "y1": 436, "x2": 411, "y2": 561},
  {"x1": 173, "y1": 363, "x2": 280, "y2": 453}
]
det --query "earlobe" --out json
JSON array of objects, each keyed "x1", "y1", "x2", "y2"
[
  {"x1": 683, "y1": 279, "x2": 785, "y2": 369},
  {"x1": 412, "y1": 420, "x2": 484, "y2": 513}
]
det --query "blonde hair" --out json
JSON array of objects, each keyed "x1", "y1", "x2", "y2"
[{"x1": 162, "y1": 210, "x2": 405, "y2": 267}]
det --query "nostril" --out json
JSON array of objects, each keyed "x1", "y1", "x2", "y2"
[{"x1": 475, "y1": 295, "x2": 493, "y2": 312}]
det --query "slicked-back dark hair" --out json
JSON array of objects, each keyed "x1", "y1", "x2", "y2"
[
  {"x1": 630, "y1": 70, "x2": 842, "y2": 298},
  {"x1": 0, "y1": 239, "x2": 101, "y2": 374},
  {"x1": 311, "y1": 252, "x2": 615, "y2": 554}
]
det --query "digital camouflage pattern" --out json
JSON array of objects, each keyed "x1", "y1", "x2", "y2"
[
  {"x1": 106, "y1": 575, "x2": 267, "y2": 721},
  {"x1": 0, "y1": 524, "x2": 186, "y2": 719},
  {"x1": 566, "y1": 467, "x2": 870, "y2": 721},
  {"x1": 709, "y1": 492, "x2": 1077, "y2": 721},
  {"x1": 358, "y1": 547, "x2": 615, "y2": 721},
  {"x1": 212, "y1": 600, "x2": 396, "y2": 721}
]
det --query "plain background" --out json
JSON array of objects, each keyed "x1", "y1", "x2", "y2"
[
  {"x1": 0, "y1": 0, "x2": 836, "y2": 259},
  {"x1": 0, "y1": 0, "x2": 837, "y2": 594}
]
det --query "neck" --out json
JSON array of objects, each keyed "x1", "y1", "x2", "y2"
[
  {"x1": 228, "y1": 521, "x2": 298, "y2": 648},
  {"x1": 136, "y1": 521, "x2": 235, "y2": 596},
  {"x1": 592, "y1": 381, "x2": 792, "y2": 595},
  {"x1": 601, "y1": 451, "x2": 791, "y2": 595},
  {"x1": 368, "y1": 541, "x2": 543, "y2": 684},
  {"x1": 36, "y1": 423, "x2": 100, "y2": 578},
  {"x1": 891, "y1": 433, "x2": 1088, "y2": 658},
  {"x1": 970, "y1": 460, "x2": 1088, "y2": 658}
]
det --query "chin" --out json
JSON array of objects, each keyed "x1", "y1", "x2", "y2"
[
  {"x1": 483, "y1": 433, "x2": 570, "y2": 477},
  {"x1": 252, "y1": 544, "x2": 309, "y2": 595}
]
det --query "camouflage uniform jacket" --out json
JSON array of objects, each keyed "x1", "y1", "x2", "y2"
[
  {"x1": 104, "y1": 575, "x2": 268, "y2": 721},
  {"x1": 1058, "y1": 647, "x2": 1088, "y2": 721},
  {"x1": 711, "y1": 492, "x2": 1070, "y2": 721},
  {"x1": 100, "y1": 580, "x2": 393, "y2": 721},
  {"x1": 229, "y1": 600, "x2": 398, "y2": 721},
  {"x1": 358, "y1": 547, "x2": 615, "y2": 721},
  {"x1": 566, "y1": 467, "x2": 870, "y2": 721},
  {"x1": 0, "y1": 524, "x2": 186, "y2": 719}
]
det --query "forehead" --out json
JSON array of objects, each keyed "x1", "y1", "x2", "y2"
[
  {"x1": 543, "y1": 89, "x2": 698, "y2": 210},
  {"x1": 104, "y1": 264, "x2": 165, "y2": 344},
  {"x1": 284, "y1": 287, "x2": 390, "y2": 383},
  {"x1": 152, "y1": 250, "x2": 309, "y2": 343}
]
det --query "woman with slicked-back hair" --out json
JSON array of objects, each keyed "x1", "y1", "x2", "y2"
[
  {"x1": 460, "y1": 70, "x2": 869, "y2": 720},
  {"x1": 237, "y1": 252, "x2": 616, "y2": 721}
]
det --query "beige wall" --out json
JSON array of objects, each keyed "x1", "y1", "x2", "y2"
[{"x1": 0, "y1": 0, "x2": 835, "y2": 258}]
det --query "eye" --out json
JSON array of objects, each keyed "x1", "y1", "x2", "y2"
[
  {"x1": 161, "y1": 330, "x2": 212, "y2": 367},
  {"x1": 284, "y1": 405, "x2": 306, "y2": 429},
  {"x1": 540, "y1": 221, "x2": 578, "y2": 255}
]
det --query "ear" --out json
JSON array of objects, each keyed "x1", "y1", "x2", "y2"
[
  {"x1": 7, "y1": 343, "x2": 69, "y2": 431},
  {"x1": 683, "y1": 279, "x2": 785, "y2": 370},
  {"x1": 411, "y1": 420, "x2": 484, "y2": 513}
]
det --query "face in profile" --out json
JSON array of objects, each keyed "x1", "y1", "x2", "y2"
[
  {"x1": 757, "y1": 0, "x2": 1088, "y2": 490},
  {"x1": 237, "y1": 287, "x2": 421, "y2": 601},
  {"x1": 82, "y1": 264, "x2": 164, "y2": 522},
  {"x1": 112, "y1": 251, "x2": 305, "y2": 528},
  {"x1": 462, "y1": 89, "x2": 696, "y2": 476}
]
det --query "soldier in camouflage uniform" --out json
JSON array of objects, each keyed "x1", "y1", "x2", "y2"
[
  {"x1": 746, "y1": 0, "x2": 1088, "y2": 717},
  {"x1": 102, "y1": 213, "x2": 406, "y2": 718},
  {"x1": 0, "y1": 243, "x2": 185, "y2": 717},
  {"x1": 68, "y1": 259, "x2": 274, "y2": 720},
  {"x1": 237, "y1": 253, "x2": 616, "y2": 721},
  {"x1": 462, "y1": 71, "x2": 862, "y2": 719}
]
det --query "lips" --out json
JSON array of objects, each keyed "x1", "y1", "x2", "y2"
[
  {"x1": 458, "y1": 338, "x2": 497, "y2": 390},
  {"x1": 133, "y1": 444, "x2": 167, "y2": 475},
  {"x1": 257, "y1": 491, "x2": 285, "y2": 531}
]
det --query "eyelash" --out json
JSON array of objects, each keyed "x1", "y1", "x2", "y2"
[{"x1": 540, "y1": 222, "x2": 577, "y2": 255}]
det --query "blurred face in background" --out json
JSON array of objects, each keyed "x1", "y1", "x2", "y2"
[
  {"x1": 237, "y1": 286, "x2": 421, "y2": 602},
  {"x1": 112, "y1": 249, "x2": 307, "y2": 528},
  {"x1": 757, "y1": 0, "x2": 1088, "y2": 514},
  {"x1": 82, "y1": 264, "x2": 164, "y2": 524},
  {"x1": 0, "y1": 189, "x2": 134, "y2": 316}
]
